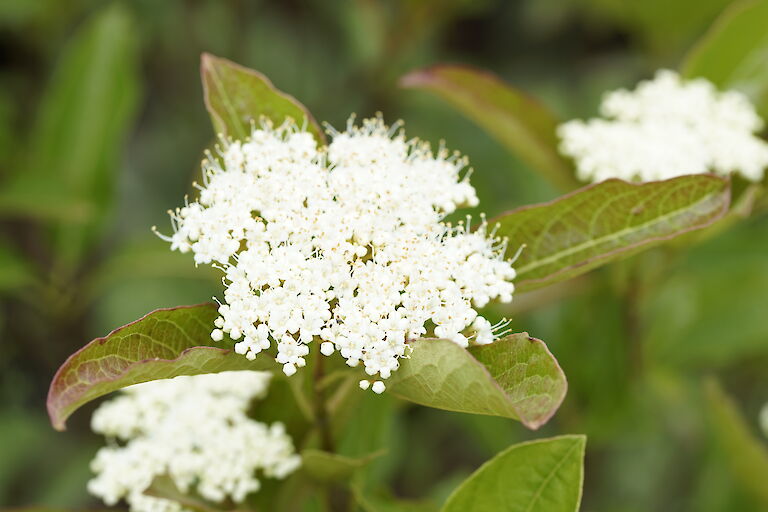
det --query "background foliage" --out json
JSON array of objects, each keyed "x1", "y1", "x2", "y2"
[{"x1": 1, "y1": 1, "x2": 767, "y2": 510}]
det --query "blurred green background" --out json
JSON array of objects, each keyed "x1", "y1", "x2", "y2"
[{"x1": 1, "y1": 1, "x2": 767, "y2": 511}]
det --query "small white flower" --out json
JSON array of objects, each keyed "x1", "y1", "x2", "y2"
[
  {"x1": 371, "y1": 381, "x2": 386, "y2": 394},
  {"x1": 158, "y1": 116, "x2": 516, "y2": 390},
  {"x1": 761, "y1": 402, "x2": 768, "y2": 438},
  {"x1": 359, "y1": 380, "x2": 371, "y2": 390},
  {"x1": 88, "y1": 372, "x2": 301, "y2": 512},
  {"x1": 558, "y1": 70, "x2": 768, "y2": 183}
]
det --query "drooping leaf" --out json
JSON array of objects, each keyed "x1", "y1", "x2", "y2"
[
  {"x1": 705, "y1": 380, "x2": 768, "y2": 505},
  {"x1": 201, "y1": 53, "x2": 325, "y2": 143},
  {"x1": 1, "y1": 3, "x2": 140, "y2": 267},
  {"x1": 442, "y1": 435, "x2": 586, "y2": 512},
  {"x1": 47, "y1": 304, "x2": 276, "y2": 431},
  {"x1": 495, "y1": 175, "x2": 730, "y2": 293},
  {"x1": 400, "y1": 65, "x2": 579, "y2": 191},
  {"x1": 301, "y1": 449, "x2": 384, "y2": 484},
  {"x1": 386, "y1": 334, "x2": 567, "y2": 430},
  {"x1": 682, "y1": 0, "x2": 768, "y2": 112}
]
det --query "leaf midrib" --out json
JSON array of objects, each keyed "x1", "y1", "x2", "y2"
[
  {"x1": 516, "y1": 186, "x2": 721, "y2": 276},
  {"x1": 523, "y1": 440, "x2": 581, "y2": 512},
  {"x1": 206, "y1": 62, "x2": 248, "y2": 140}
]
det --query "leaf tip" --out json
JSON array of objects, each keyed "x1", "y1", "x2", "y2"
[
  {"x1": 200, "y1": 51, "x2": 218, "y2": 69},
  {"x1": 399, "y1": 68, "x2": 432, "y2": 89},
  {"x1": 46, "y1": 382, "x2": 67, "y2": 431}
]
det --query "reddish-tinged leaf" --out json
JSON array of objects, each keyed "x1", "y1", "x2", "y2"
[
  {"x1": 400, "y1": 65, "x2": 579, "y2": 191},
  {"x1": 386, "y1": 334, "x2": 566, "y2": 430},
  {"x1": 47, "y1": 303, "x2": 276, "y2": 431},
  {"x1": 201, "y1": 53, "x2": 325, "y2": 144},
  {"x1": 496, "y1": 175, "x2": 731, "y2": 292}
]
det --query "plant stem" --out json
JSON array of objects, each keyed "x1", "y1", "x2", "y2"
[
  {"x1": 622, "y1": 276, "x2": 644, "y2": 379},
  {"x1": 312, "y1": 352, "x2": 335, "y2": 453},
  {"x1": 312, "y1": 354, "x2": 354, "y2": 512}
]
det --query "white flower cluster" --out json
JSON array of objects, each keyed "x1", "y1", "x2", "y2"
[
  {"x1": 88, "y1": 371, "x2": 301, "y2": 512},
  {"x1": 158, "y1": 116, "x2": 515, "y2": 392},
  {"x1": 558, "y1": 70, "x2": 768, "y2": 183},
  {"x1": 761, "y1": 402, "x2": 768, "y2": 438}
]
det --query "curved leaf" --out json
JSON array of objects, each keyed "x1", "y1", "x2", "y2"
[
  {"x1": 47, "y1": 304, "x2": 275, "y2": 431},
  {"x1": 201, "y1": 53, "x2": 325, "y2": 144},
  {"x1": 682, "y1": 0, "x2": 768, "y2": 111},
  {"x1": 386, "y1": 334, "x2": 566, "y2": 430},
  {"x1": 400, "y1": 65, "x2": 579, "y2": 191},
  {"x1": 495, "y1": 175, "x2": 730, "y2": 293},
  {"x1": 442, "y1": 435, "x2": 586, "y2": 512}
]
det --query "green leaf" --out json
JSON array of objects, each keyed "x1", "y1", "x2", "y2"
[
  {"x1": 682, "y1": 0, "x2": 768, "y2": 111},
  {"x1": 705, "y1": 380, "x2": 768, "y2": 505},
  {"x1": 3, "y1": 3, "x2": 140, "y2": 267},
  {"x1": 386, "y1": 334, "x2": 567, "y2": 430},
  {"x1": 301, "y1": 449, "x2": 384, "y2": 484},
  {"x1": 442, "y1": 435, "x2": 586, "y2": 512},
  {"x1": 47, "y1": 304, "x2": 276, "y2": 431},
  {"x1": 672, "y1": 183, "x2": 761, "y2": 247},
  {"x1": 496, "y1": 175, "x2": 730, "y2": 293},
  {"x1": 400, "y1": 65, "x2": 579, "y2": 192},
  {"x1": 201, "y1": 53, "x2": 325, "y2": 143}
]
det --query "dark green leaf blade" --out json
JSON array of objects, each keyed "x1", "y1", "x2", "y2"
[
  {"x1": 400, "y1": 65, "x2": 579, "y2": 191},
  {"x1": 47, "y1": 304, "x2": 276, "y2": 431},
  {"x1": 442, "y1": 435, "x2": 586, "y2": 512},
  {"x1": 386, "y1": 334, "x2": 567, "y2": 429},
  {"x1": 682, "y1": 0, "x2": 768, "y2": 111},
  {"x1": 496, "y1": 175, "x2": 730, "y2": 293},
  {"x1": 201, "y1": 53, "x2": 325, "y2": 143}
]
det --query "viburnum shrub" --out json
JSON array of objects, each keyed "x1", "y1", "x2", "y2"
[
  {"x1": 155, "y1": 115, "x2": 515, "y2": 392},
  {"x1": 46, "y1": 43, "x2": 767, "y2": 511}
]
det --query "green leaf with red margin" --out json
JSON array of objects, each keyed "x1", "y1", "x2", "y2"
[
  {"x1": 47, "y1": 303, "x2": 276, "y2": 431},
  {"x1": 400, "y1": 64, "x2": 579, "y2": 192},
  {"x1": 201, "y1": 53, "x2": 325, "y2": 144},
  {"x1": 495, "y1": 175, "x2": 730, "y2": 293},
  {"x1": 385, "y1": 334, "x2": 567, "y2": 430}
]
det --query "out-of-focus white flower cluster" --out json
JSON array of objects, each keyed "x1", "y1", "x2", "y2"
[
  {"x1": 157, "y1": 116, "x2": 516, "y2": 392},
  {"x1": 88, "y1": 371, "x2": 301, "y2": 512},
  {"x1": 761, "y1": 402, "x2": 768, "y2": 438},
  {"x1": 558, "y1": 70, "x2": 768, "y2": 183}
]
